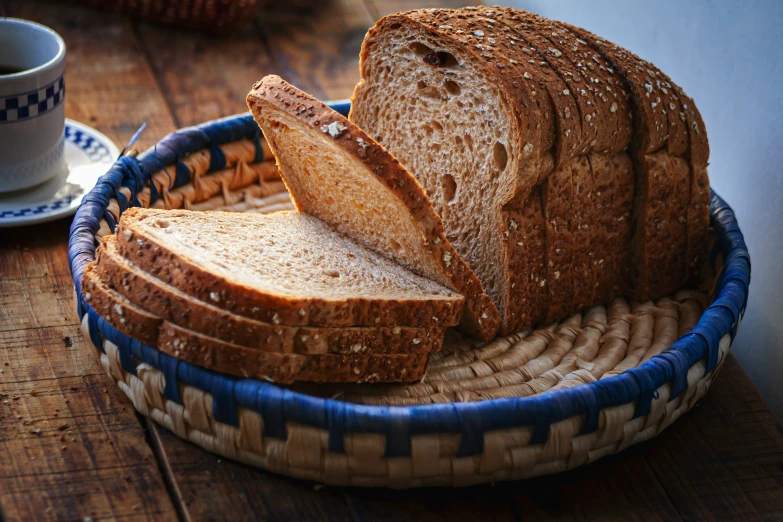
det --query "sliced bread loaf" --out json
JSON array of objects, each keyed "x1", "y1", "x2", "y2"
[
  {"x1": 82, "y1": 264, "x2": 432, "y2": 383},
  {"x1": 351, "y1": 7, "x2": 710, "y2": 330},
  {"x1": 247, "y1": 75, "x2": 499, "y2": 340},
  {"x1": 96, "y1": 236, "x2": 440, "y2": 355},
  {"x1": 114, "y1": 207, "x2": 463, "y2": 328}
]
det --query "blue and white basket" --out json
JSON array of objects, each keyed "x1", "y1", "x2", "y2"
[{"x1": 68, "y1": 105, "x2": 750, "y2": 488}]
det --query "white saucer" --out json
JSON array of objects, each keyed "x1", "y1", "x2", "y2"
[{"x1": 0, "y1": 119, "x2": 119, "y2": 228}]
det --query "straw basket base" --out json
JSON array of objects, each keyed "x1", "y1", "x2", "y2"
[{"x1": 79, "y1": 293, "x2": 732, "y2": 488}]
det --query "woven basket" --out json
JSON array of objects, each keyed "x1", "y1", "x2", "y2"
[
  {"x1": 67, "y1": 0, "x2": 269, "y2": 31},
  {"x1": 68, "y1": 104, "x2": 751, "y2": 488}
]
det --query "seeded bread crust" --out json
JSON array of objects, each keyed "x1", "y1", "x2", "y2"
[
  {"x1": 588, "y1": 152, "x2": 635, "y2": 303},
  {"x1": 507, "y1": 12, "x2": 600, "y2": 156},
  {"x1": 684, "y1": 96, "x2": 711, "y2": 283},
  {"x1": 502, "y1": 151, "x2": 552, "y2": 333},
  {"x1": 521, "y1": 13, "x2": 620, "y2": 154},
  {"x1": 158, "y1": 327, "x2": 430, "y2": 384},
  {"x1": 115, "y1": 208, "x2": 463, "y2": 329},
  {"x1": 82, "y1": 264, "x2": 160, "y2": 346},
  {"x1": 559, "y1": 27, "x2": 633, "y2": 154},
  {"x1": 542, "y1": 159, "x2": 574, "y2": 323},
  {"x1": 451, "y1": 8, "x2": 573, "y2": 167},
  {"x1": 82, "y1": 265, "x2": 433, "y2": 384},
  {"x1": 679, "y1": 89, "x2": 711, "y2": 284},
  {"x1": 563, "y1": 24, "x2": 669, "y2": 155},
  {"x1": 563, "y1": 22, "x2": 709, "y2": 295},
  {"x1": 97, "y1": 237, "x2": 439, "y2": 355},
  {"x1": 569, "y1": 155, "x2": 596, "y2": 311},
  {"x1": 247, "y1": 75, "x2": 499, "y2": 340}
]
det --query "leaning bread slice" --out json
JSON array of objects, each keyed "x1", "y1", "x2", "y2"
[
  {"x1": 115, "y1": 207, "x2": 463, "y2": 329},
  {"x1": 82, "y1": 265, "x2": 432, "y2": 383},
  {"x1": 96, "y1": 236, "x2": 439, "y2": 355},
  {"x1": 247, "y1": 75, "x2": 500, "y2": 341}
]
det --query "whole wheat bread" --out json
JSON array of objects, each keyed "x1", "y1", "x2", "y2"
[
  {"x1": 114, "y1": 207, "x2": 463, "y2": 328},
  {"x1": 247, "y1": 75, "x2": 500, "y2": 340},
  {"x1": 350, "y1": 7, "x2": 710, "y2": 331},
  {"x1": 82, "y1": 265, "x2": 432, "y2": 383},
  {"x1": 96, "y1": 236, "x2": 440, "y2": 355}
]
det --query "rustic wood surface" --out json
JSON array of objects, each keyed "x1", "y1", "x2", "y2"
[{"x1": 0, "y1": 0, "x2": 781, "y2": 520}]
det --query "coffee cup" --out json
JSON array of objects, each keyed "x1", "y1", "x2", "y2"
[{"x1": 0, "y1": 18, "x2": 66, "y2": 192}]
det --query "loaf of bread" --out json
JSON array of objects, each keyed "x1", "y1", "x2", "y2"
[
  {"x1": 247, "y1": 75, "x2": 500, "y2": 340},
  {"x1": 350, "y1": 6, "x2": 710, "y2": 333}
]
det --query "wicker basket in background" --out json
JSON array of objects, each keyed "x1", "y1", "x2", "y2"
[{"x1": 65, "y1": 0, "x2": 269, "y2": 31}]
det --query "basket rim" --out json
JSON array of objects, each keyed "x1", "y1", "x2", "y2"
[{"x1": 68, "y1": 103, "x2": 750, "y2": 456}]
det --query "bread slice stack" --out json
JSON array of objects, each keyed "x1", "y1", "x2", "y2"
[{"x1": 83, "y1": 209, "x2": 464, "y2": 383}]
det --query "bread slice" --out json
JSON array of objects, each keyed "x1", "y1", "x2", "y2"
[
  {"x1": 96, "y1": 236, "x2": 440, "y2": 355},
  {"x1": 502, "y1": 186, "x2": 549, "y2": 330},
  {"x1": 247, "y1": 75, "x2": 499, "y2": 340},
  {"x1": 569, "y1": 155, "x2": 596, "y2": 312},
  {"x1": 82, "y1": 265, "x2": 431, "y2": 383},
  {"x1": 542, "y1": 160, "x2": 574, "y2": 323},
  {"x1": 349, "y1": 9, "x2": 551, "y2": 333},
  {"x1": 114, "y1": 207, "x2": 463, "y2": 329},
  {"x1": 588, "y1": 152, "x2": 635, "y2": 303}
]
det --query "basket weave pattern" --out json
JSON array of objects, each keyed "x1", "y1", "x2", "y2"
[{"x1": 68, "y1": 107, "x2": 750, "y2": 487}]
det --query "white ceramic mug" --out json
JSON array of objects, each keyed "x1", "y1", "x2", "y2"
[{"x1": 0, "y1": 18, "x2": 66, "y2": 192}]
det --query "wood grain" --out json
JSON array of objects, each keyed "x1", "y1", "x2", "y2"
[
  {"x1": 644, "y1": 355, "x2": 783, "y2": 521},
  {"x1": 256, "y1": 0, "x2": 374, "y2": 101},
  {"x1": 5, "y1": 0, "x2": 177, "y2": 152},
  {"x1": 148, "y1": 427, "x2": 354, "y2": 522},
  {"x1": 0, "y1": 221, "x2": 178, "y2": 521},
  {"x1": 134, "y1": 23, "x2": 276, "y2": 128}
]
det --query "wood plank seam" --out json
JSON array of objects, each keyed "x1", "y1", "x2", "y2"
[
  {"x1": 0, "y1": 323, "x2": 80, "y2": 335},
  {"x1": 130, "y1": 22, "x2": 183, "y2": 130},
  {"x1": 640, "y1": 448, "x2": 686, "y2": 520},
  {"x1": 138, "y1": 415, "x2": 191, "y2": 522}
]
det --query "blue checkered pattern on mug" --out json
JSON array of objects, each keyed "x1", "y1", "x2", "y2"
[{"x1": 0, "y1": 76, "x2": 65, "y2": 123}]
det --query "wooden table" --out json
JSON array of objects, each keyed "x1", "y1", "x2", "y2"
[{"x1": 1, "y1": 1, "x2": 781, "y2": 520}]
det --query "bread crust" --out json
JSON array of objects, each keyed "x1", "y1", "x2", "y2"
[
  {"x1": 116, "y1": 207, "x2": 463, "y2": 329},
  {"x1": 542, "y1": 159, "x2": 574, "y2": 323},
  {"x1": 563, "y1": 24, "x2": 669, "y2": 155},
  {"x1": 564, "y1": 22, "x2": 710, "y2": 295},
  {"x1": 569, "y1": 155, "x2": 596, "y2": 311},
  {"x1": 82, "y1": 265, "x2": 433, "y2": 383},
  {"x1": 588, "y1": 152, "x2": 635, "y2": 303},
  {"x1": 449, "y1": 8, "x2": 574, "y2": 167},
  {"x1": 248, "y1": 75, "x2": 500, "y2": 340},
  {"x1": 159, "y1": 326, "x2": 430, "y2": 384}
]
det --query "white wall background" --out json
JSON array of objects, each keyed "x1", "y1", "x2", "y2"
[{"x1": 506, "y1": 0, "x2": 783, "y2": 420}]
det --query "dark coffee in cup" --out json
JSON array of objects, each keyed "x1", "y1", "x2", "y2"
[{"x1": 0, "y1": 65, "x2": 25, "y2": 75}]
